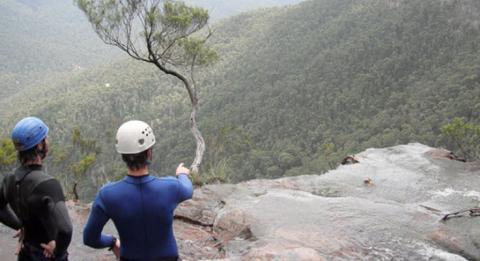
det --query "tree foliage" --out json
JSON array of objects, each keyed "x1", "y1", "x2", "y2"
[
  {"x1": 0, "y1": 138, "x2": 16, "y2": 172},
  {"x1": 51, "y1": 127, "x2": 100, "y2": 200},
  {"x1": 75, "y1": 0, "x2": 217, "y2": 173},
  {"x1": 75, "y1": 0, "x2": 212, "y2": 66},
  {"x1": 442, "y1": 118, "x2": 480, "y2": 160}
]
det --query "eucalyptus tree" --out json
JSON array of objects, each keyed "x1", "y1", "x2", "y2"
[{"x1": 75, "y1": 0, "x2": 217, "y2": 173}]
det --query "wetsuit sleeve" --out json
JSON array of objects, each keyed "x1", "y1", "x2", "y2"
[
  {"x1": 83, "y1": 192, "x2": 116, "y2": 249},
  {"x1": 30, "y1": 179, "x2": 73, "y2": 254},
  {"x1": 0, "y1": 176, "x2": 22, "y2": 230},
  {"x1": 176, "y1": 174, "x2": 193, "y2": 203}
]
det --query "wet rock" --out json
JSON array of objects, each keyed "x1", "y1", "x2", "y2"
[
  {"x1": 1, "y1": 143, "x2": 479, "y2": 260},
  {"x1": 243, "y1": 244, "x2": 325, "y2": 261},
  {"x1": 66, "y1": 200, "x2": 91, "y2": 224},
  {"x1": 425, "y1": 149, "x2": 466, "y2": 162},
  {"x1": 175, "y1": 221, "x2": 223, "y2": 260},
  {"x1": 213, "y1": 208, "x2": 252, "y2": 242},
  {"x1": 175, "y1": 187, "x2": 225, "y2": 227}
]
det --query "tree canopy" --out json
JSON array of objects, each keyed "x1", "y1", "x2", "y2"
[
  {"x1": 76, "y1": 0, "x2": 218, "y2": 173},
  {"x1": 442, "y1": 118, "x2": 480, "y2": 160}
]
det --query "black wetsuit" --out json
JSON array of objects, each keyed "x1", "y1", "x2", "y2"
[{"x1": 0, "y1": 165, "x2": 73, "y2": 260}]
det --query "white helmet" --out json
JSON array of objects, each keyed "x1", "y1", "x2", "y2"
[{"x1": 115, "y1": 120, "x2": 156, "y2": 154}]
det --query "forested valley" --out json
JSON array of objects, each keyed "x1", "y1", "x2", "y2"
[{"x1": 1, "y1": 0, "x2": 480, "y2": 200}]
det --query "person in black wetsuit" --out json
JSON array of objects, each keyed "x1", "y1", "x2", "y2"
[{"x1": 0, "y1": 117, "x2": 72, "y2": 261}]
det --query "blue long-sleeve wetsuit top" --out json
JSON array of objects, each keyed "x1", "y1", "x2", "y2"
[{"x1": 83, "y1": 174, "x2": 193, "y2": 260}]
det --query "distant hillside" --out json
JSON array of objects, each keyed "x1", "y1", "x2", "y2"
[
  {"x1": 185, "y1": 0, "x2": 304, "y2": 20},
  {"x1": 201, "y1": 0, "x2": 480, "y2": 179},
  {"x1": 1, "y1": 0, "x2": 480, "y2": 198},
  {"x1": 0, "y1": 0, "x2": 303, "y2": 103},
  {"x1": 0, "y1": 0, "x2": 120, "y2": 101}
]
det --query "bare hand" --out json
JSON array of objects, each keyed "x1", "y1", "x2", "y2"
[
  {"x1": 13, "y1": 229, "x2": 24, "y2": 255},
  {"x1": 40, "y1": 240, "x2": 56, "y2": 259},
  {"x1": 176, "y1": 163, "x2": 190, "y2": 176},
  {"x1": 13, "y1": 229, "x2": 22, "y2": 239},
  {"x1": 112, "y1": 238, "x2": 121, "y2": 259}
]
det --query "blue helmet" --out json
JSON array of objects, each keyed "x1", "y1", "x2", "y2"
[{"x1": 11, "y1": 117, "x2": 49, "y2": 151}]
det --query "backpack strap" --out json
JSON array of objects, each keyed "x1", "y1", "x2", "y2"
[{"x1": 14, "y1": 169, "x2": 34, "y2": 222}]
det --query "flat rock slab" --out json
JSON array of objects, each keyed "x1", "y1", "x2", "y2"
[{"x1": 1, "y1": 143, "x2": 479, "y2": 260}]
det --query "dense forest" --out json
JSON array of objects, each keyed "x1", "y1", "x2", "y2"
[
  {"x1": 1, "y1": 0, "x2": 479, "y2": 200},
  {"x1": 0, "y1": 0, "x2": 299, "y2": 103},
  {"x1": 184, "y1": 0, "x2": 304, "y2": 20}
]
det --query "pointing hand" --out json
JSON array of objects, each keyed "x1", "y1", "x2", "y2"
[{"x1": 176, "y1": 163, "x2": 190, "y2": 176}]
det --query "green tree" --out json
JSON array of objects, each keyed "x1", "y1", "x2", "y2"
[
  {"x1": 441, "y1": 118, "x2": 480, "y2": 160},
  {"x1": 75, "y1": 0, "x2": 217, "y2": 173},
  {"x1": 319, "y1": 142, "x2": 337, "y2": 170},
  {"x1": 51, "y1": 127, "x2": 101, "y2": 201},
  {"x1": 0, "y1": 138, "x2": 16, "y2": 173},
  {"x1": 71, "y1": 153, "x2": 97, "y2": 201}
]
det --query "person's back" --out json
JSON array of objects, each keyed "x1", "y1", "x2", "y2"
[
  {"x1": 2, "y1": 165, "x2": 72, "y2": 259},
  {"x1": 85, "y1": 174, "x2": 192, "y2": 259},
  {"x1": 0, "y1": 117, "x2": 72, "y2": 261},
  {"x1": 83, "y1": 120, "x2": 193, "y2": 261}
]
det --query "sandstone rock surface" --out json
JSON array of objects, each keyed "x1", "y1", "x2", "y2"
[{"x1": 1, "y1": 144, "x2": 479, "y2": 260}]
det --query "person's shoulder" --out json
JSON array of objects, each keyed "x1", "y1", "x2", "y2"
[
  {"x1": 96, "y1": 180, "x2": 125, "y2": 203},
  {"x1": 155, "y1": 176, "x2": 182, "y2": 184},
  {"x1": 99, "y1": 179, "x2": 124, "y2": 192},
  {"x1": 153, "y1": 176, "x2": 182, "y2": 188},
  {"x1": 29, "y1": 174, "x2": 65, "y2": 200},
  {"x1": 29, "y1": 168, "x2": 54, "y2": 181},
  {"x1": 157, "y1": 176, "x2": 177, "y2": 181},
  {"x1": 28, "y1": 169, "x2": 57, "y2": 187}
]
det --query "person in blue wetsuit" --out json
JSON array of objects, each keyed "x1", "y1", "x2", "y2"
[{"x1": 83, "y1": 120, "x2": 193, "y2": 261}]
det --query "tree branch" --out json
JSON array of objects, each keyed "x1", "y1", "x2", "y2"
[{"x1": 142, "y1": 11, "x2": 196, "y2": 104}]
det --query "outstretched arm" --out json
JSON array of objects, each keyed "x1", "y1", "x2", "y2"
[
  {"x1": 176, "y1": 163, "x2": 193, "y2": 203},
  {"x1": 83, "y1": 193, "x2": 116, "y2": 249}
]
